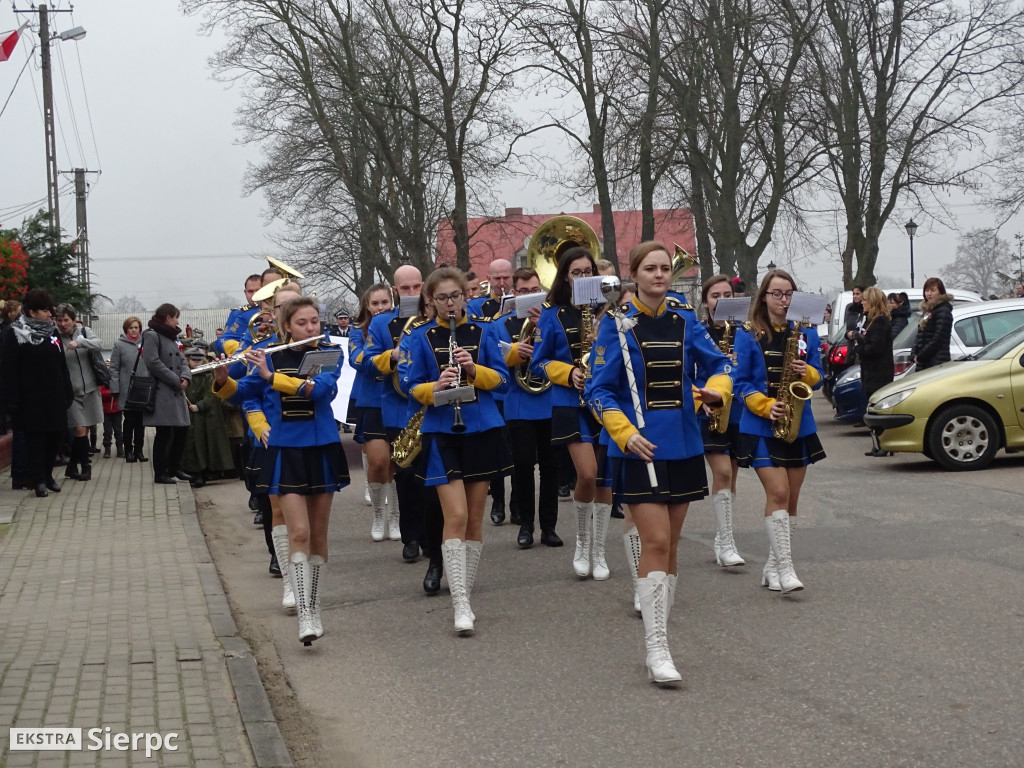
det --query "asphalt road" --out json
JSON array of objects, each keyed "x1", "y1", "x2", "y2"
[{"x1": 198, "y1": 397, "x2": 1024, "y2": 768}]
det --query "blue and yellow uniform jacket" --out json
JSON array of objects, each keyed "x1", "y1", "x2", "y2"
[
  {"x1": 240, "y1": 338, "x2": 343, "y2": 448},
  {"x1": 697, "y1": 321, "x2": 742, "y2": 426},
  {"x1": 406, "y1": 314, "x2": 509, "y2": 435},
  {"x1": 354, "y1": 318, "x2": 387, "y2": 411},
  {"x1": 494, "y1": 314, "x2": 552, "y2": 421},
  {"x1": 396, "y1": 317, "x2": 433, "y2": 420},
  {"x1": 531, "y1": 302, "x2": 594, "y2": 409},
  {"x1": 732, "y1": 322, "x2": 822, "y2": 439},
  {"x1": 366, "y1": 309, "x2": 419, "y2": 428},
  {"x1": 212, "y1": 333, "x2": 276, "y2": 415},
  {"x1": 214, "y1": 304, "x2": 260, "y2": 355},
  {"x1": 346, "y1": 326, "x2": 368, "y2": 407},
  {"x1": 585, "y1": 296, "x2": 733, "y2": 461}
]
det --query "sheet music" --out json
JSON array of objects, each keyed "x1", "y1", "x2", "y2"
[
  {"x1": 398, "y1": 295, "x2": 420, "y2": 318},
  {"x1": 497, "y1": 293, "x2": 517, "y2": 317},
  {"x1": 571, "y1": 275, "x2": 606, "y2": 305},
  {"x1": 515, "y1": 292, "x2": 546, "y2": 318},
  {"x1": 712, "y1": 297, "x2": 751, "y2": 323},
  {"x1": 786, "y1": 292, "x2": 829, "y2": 325}
]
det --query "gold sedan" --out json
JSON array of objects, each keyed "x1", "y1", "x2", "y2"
[{"x1": 864, "y1": 326, "x2": 1024, "y2": 470}]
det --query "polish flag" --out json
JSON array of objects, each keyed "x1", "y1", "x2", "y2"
[{"x1": 1, "y1": 23, "x2": 28, "y2": 63}]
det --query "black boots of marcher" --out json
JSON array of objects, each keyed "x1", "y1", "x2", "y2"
[{"x1": 64, "y1": 435, "x2": 92, "y2": 481}]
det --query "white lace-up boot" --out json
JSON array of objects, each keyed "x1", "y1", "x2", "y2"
[
  {"x1": 464, "y1": 540, "x2": 482, "y2": 622},
  {"x1": 362, "y1": 452, "x2": 371, "y2": 505},
  {"x1": 712, "y1": 490, "x2": 745, "y2": 567},
  {"x1": 765, "y1": 510, "x2": 803, "y2": 594},
  {"x1": 591, "y1": 503, "x2": 613, "y2": 580},
  {"x1": 572, "y1": 500, "x2": 593, "y2": 577},
  {"x1": 441, "y1": 539, "x2": 474, "y2": 635},
  {"x1": 291, "y1": 552, "x2": 317, "y2": 646},
  {"x1": 368, "y1": 482, "x2": 386, "y2": 541},
  {"x1": 271, "y1": 526, "x2": 296, "y2": 613},
  {"x1": 386, "y1": 480, "x2": 401, "y2": 540},
  {"x1": 308, "y1": 554, "x2": 325, "y2": 638},
  {"x1": 637, "y1": 571, "x2": 681, "y2": 686},
  {"x1": 623, "y1": 526, "x2": 642, "y2": 615}
]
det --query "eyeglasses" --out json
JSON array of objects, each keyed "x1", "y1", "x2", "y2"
[
  {"x1": 515, "y1": 287, "x2": 544, "y2": 295},
  {"x1": 569, "y1": 269, "x2": 594, "y2": 278},
  {"x1": 433, "y1": 291, "x2": 464, "y2": 304},
  {"x1": 766, "y1": 290, "x2": 795, "y2": 300}
]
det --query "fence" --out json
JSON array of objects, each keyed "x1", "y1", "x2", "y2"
[{"x1": 88, "y1": 309, "x2": 233, "y2": 348}]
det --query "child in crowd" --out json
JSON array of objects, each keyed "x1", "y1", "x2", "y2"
[{"x1": 100, "y1": 382, "x2": 123, "y2": 458}]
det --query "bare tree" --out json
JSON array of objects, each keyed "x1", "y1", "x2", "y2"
[
  {"x1": 112, "y1": 295, "x2": 147, "y2": 313},
  {"x1": 942, "y1": 228, "x2": 1014, "y2": 297},
  {"x1": 806, "y1": 0, "x2": 1024, "y2": 289}
]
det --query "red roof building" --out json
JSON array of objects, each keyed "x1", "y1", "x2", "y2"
[{"x1": 435, "y1": 205, "x2": 697, "y2": 279}]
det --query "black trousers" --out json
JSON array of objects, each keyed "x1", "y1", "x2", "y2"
[
  {"x1": 509, "y1": 418, "x2": 559, "y2": 533},
  {"x1": 395, "y1": 464, "x2": 424, "y2": 545},
  {"x1": 10, "y1": 428, "x2": 30, "y2": 484},
  {"x1": 422, "y1": 485, "x2": 443, "y2": 561},
  {"x1": 152, "y1": 425, "x2": 188, "y2": 476},
  {"x1": 103, "y1": 412, "x2": 123, "y2": 448},
  {"x1": 258, "y1": 494, "x2": 274, "y2": 557},
  {"x1": 25, "y1": 430, "x2": 63, "y2": 485},
  {"x1": 122, "y1": 411, "x2": 146, "y2": 456}
]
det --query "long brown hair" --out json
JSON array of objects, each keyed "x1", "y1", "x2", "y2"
[
  {"x1": 748, "y1": 269, "x2": 798, "y2": 341},
  {"x1": 355, "y1": 283, "x2": 393, "y2": 332}
]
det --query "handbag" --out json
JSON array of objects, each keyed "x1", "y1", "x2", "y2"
[
  {"x1": 81, "y1": 327, "x2": 111, "y2": 387},
  {"x1": 123, "y1": 338, "x2": 157, "y2": 413}
]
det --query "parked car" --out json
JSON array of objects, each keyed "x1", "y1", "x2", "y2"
[
  {"x1": 864, "y1": 325, "x2": 1024, "y2": 470},
  {"x1": 831, "y1": 299, "x2": 1024, "y2": 423},
  {"x1": 826, "y1": 286, "x2": 982, "y2": 342}
]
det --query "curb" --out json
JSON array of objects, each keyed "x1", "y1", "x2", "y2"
[{"x1": 179, "y1": 486, "x2": 294, "y2": 768}]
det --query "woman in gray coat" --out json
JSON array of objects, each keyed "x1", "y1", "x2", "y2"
[
  {"x1": 109, "y1": 316, "x2": 148, "y2": 463},
  {"x1": 54, "y1": 304, "x2": 104, "y2": 482},
  {"x1": 140, "y1": 303, "x2": 192, "y2": 484}
]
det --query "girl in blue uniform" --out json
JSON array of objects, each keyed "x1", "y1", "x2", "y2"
[
  {"x1": 733, "y1": 269, "x2": 825, "y2": 595},
  {"x1": 406, "y1": 267, "x2": 512, "y2": 636},
  {"x1": 699, "y1": 274, "x2": 746, "y2": 568},
  {"x1": 243, "y1": 296, "x2": 349, "y2": 645},
  {"x1": 532, "y1": 247, "x2": 614, "y2": 581},
  {"x1": 587, "y1": 241, "x2": 732, "y2": 686}
]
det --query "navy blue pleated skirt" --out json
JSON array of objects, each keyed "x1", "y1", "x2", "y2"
[
  {"x1": 701, "y1": 420, "x2": 742, "y2": 455},
  {"x1": 418, "y1": 428, "x2": 513, "y2": 487},
  {"x1": 735, "y1": 432, "x2": 826, "y2": 469},
  {"x1": 255, "y1": 443, "x2": 350, "y2": 495},
  {"x1": 611, "y1": 454, "x2": 708, "y2": 505},
  {"x1": 551, "y1": 405, "x2": 601, "y2": 445},
  {"x1": 361, "y1": 407, "x2": 387, "y2": 442}
]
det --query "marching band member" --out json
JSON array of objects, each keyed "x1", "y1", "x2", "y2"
[
  {"x1": 586, "y1": 241, "x2": 732, "y2": 686},
  {"x1": 366, "y1": 265, "x2": 426, "y2": 559},
  {"x1": 733, "y1": 269, "x2": 825, "y2": 595},
  {"x1": 531, "y1": 247, "x2": 613, "y2": 580},
  {"x1": 406, "y1": 268, "x2": 512, "y2": 636},
  {"x1": 466, "y1": 258, "x2": 517, "y2": 526},
  {"x1": 242, "y1": 296, "x2": 349, "y2": 645},
  {"x1": 496, "y1": 267, "x2": 562, "y2": 549},
  {"x1": 699, "y1": 275, "x2": 745, "y2": 567},
  {"x1": 215, "y1": 269, "x2": 281, "y2": 355}
]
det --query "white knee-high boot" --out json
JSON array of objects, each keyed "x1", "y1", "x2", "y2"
[
  {"x1": 623, "y1": 526, "x2": 641, "y2": 615},
  {"x1": 712, "y1": 490, "x2": 745, "y2": 567},
  {"x1": 591, "y1": 503, "x2": 613, "y2": 580},
  {"x1": 368, "y1": 482, "x2": 386, "y2": 541},
  {"x1": 308, "y1": 554, "x2": 324, "y2": 638},
  {"x1": 765, "y1": 510, "x2": 803, "y2": 594},
  {"x1": 271, "y1": 526, "x2": 296, "y2": 613},
  {"x1": 464, "y1": 540, "x2": 482, "y2": 622},
  {"x1": 361, "y1": 451, "x2": 371, "y2": 505},
  {"x1": 291, "y1": 552, "x2": 317, "y2": 645},
  {"x1": 441, "y1": 539, "x2": 474, "y2": 635},
  {"x1": 572, "y1": 500, "x2": 593, "y2": 577},
  {"x1": 386, "y1": 479, "x2": 401, "y2": 540},
  {"x1": 636, "y1": 571, "x2": 681, "y2": 685}
]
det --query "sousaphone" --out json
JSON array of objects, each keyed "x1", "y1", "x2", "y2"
[{"x1": 526, "y1": 215, "x2": 602, "y2": 290}]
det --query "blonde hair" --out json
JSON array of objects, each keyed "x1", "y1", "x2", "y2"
[{"x1": 862, "y1": 286, "x2": 891, "y2": 323}]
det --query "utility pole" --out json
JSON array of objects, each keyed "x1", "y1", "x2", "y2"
[
  {"x1": 39, "y1": 4, "x2": 60, "y2": 236},
  {"x1": 74, "y1": 168, "x2": 90, "y2": 301}
]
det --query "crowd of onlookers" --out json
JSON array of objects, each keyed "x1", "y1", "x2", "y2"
[{"x1": 0, "y1": 290, "x2": 241, "y2": 497}]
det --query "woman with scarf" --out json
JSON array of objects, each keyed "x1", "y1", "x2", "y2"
[
  {"x1": 54, "y1": 303, "x2": 104, "y2": 482},
  {"x1": 0, "y1": 290, "x2": 73, "y2": 497},
  {"x1": 109, "y1": 316, "x2": 148, "y2": 462},
  {"x1": 141, "y1": 304, "x2": 192, "y2": 484}
]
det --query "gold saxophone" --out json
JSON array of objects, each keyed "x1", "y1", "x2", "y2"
[
  {"x1": 575, "y1": 302, "x2": 595, "y2": 406},
  {"x1": 706, "y1": 322, "x2": 734, "y2": 433},
  {"x1": 772, "y1": 323, "x2": 813, "y2": 444},
  {"x1": 391, "y1": 405, "x2": 426, "y2": 468}
]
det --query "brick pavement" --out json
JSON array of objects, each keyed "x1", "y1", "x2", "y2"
[{"x1": 0, "y1": 444, "x2": 290, "y2": 767}]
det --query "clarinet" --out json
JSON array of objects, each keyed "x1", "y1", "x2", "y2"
[{"x1": 447, "y1": 312, "x2": 467, "y2": 433}]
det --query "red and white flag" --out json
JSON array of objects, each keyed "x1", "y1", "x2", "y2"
[{"x1": 1, "y1": 23, "x2": 28, "y2": 63}]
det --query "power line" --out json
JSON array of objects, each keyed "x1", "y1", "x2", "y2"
[
  {"x1": 70, "y1": 11, "x2": 101, "y2": 173},
  {"x1": 0, "y1": 42, "x2": 36, "y2": 120}
]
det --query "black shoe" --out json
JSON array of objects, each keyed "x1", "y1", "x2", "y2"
[
  {"x1": 610, "y1": 503, "x2": 624, "y2": 519},
  {"x1": 54, "y1": 455, "x2": 68, "y2": 467},
  {"x1": 78, "y1": 466, "x2": 92, "y2": 482},
  {"x1": 102, "y1": 447, "x2": 111, "y2": 459},
  {"x1": 116, "y1": 447, "x2": 125, "y2": 458},
  {"x1": 517, "y1": 527, "x2": 534, "y2": 548},
  {"x1": 89, "y1": 446, "x2": 101, "y2": 455},
  {"x1": 490, "y1": 499, "x2": 506, "y2": 525},
  {"x1": 423, "y1": 559, "x2": 442, "y2": 595},
  {"x1": 11, "y1": 479, "x2": 31, "y2": 490},
  {"x1": 248, "y1": 494, "x2": 260, "y2": 511},
  {"x1": 125, "y1": 454, "x2": 137, "y2": 464},
  {"x1": 45, "y1": 479, "x2": 61, "y2": 493},
  {"x1": 253, "y1": 510, "x2": 264, "y2": 526},
  {"x1": 558, "y1": 484, "x2": 571, "y2": 499},
  {"x1": 35, "y1": 484, "x2": 48, "y2": 498},
  {"x1": 190, "y1": 477, "x2": 206, "y2": 488},
  {"x1": 402, "y1": 541, "x2": 420, "y2": 562},
  {"x1": 865, "y1": 448, "x2": 892, "y2": 457},
  {"x1": 64, "y1": 465, "x2": 82, "y2": 480},
  {"x1": 510, "y1": 506, "x2": 522, "y2": 526},
  {"x1": 540, "y1": 530, "x2": 564, "y2": 547},
  {"x1": 154, "y1": 474, "x2": 176, "y2": 484},
  {"x1": 172, "y1": 470, "x2": 192, "y2": 482},
  {"x1": 269, "y1": 555, "x2": 281, "y2": 577},
  {"x1": 135, "y1": 453, "x2": 149, "y2": 463}
]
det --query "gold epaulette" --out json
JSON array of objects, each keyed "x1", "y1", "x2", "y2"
[
  {"x1": 542, "y1": 301, "x2": 552, "y2": 309},
  {"x1": 404, "y1": 317, "x2": 431, "y2": 334},
  {"x1": 473, "y1": 315, "x2": 493, "y2": 324},
  {"x1": 743, "y1": 320, "x2": 755, "y2": 332},
  {"x1": 665, "y1": 296, "x2": 693, "y2": 310}
]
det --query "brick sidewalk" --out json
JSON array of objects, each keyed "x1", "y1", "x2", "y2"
[{"x1": 0, "y1": 444, "x2": 290, "y2": 767}]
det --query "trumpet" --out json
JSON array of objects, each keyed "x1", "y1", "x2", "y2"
[{"x1": 189, "y1": 336, "x2": 320, "y2": 374}]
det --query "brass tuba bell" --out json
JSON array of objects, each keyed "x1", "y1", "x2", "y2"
[
  {"x1": 526, "y1": 215, "x2": 602, "y2": 290},
  {"x1": 671, "y1": 243, "x2": 698, "y2": 282}
]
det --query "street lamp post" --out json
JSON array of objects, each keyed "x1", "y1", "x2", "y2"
[{"x1": 905, "y1": 219, "x2": 918, "y2": 288}]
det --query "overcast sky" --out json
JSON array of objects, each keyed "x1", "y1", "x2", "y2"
[{"x1": 1, "y1": 1, "x2": 1021, "y2": 315}]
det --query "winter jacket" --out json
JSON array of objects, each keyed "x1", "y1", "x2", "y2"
[
  {"x1": 141, "y1": 328, "x2": 192, "y2": 427},
  {"x1": 853, "y1": 315, "x2": 894, "y2": 398},
  {"x1": 61, "y1": 325, "x2": 103, "y2": 397},
  {"x1": 890, "y1": 303, "x2": 912, "y2": 340},
  {"x1": 0, "y1": 324, "x2": 73, "y2": 433},
  {"x1": 109, "y1": 334, "x2": 148, "y2": 410},
  {"x1": 912, "y1": 294, "x2": 954, "y2": 370}
]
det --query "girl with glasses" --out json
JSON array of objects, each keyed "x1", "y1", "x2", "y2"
[
  {"x1": 733, "y1": 269, "x2": 826, "y2": 596},
  {"x1": 532, "y1": 247, "x2": 615, "y2": 581},
  {"x1": 406, "y1": 268, "x2": 512, "y2": 635}
]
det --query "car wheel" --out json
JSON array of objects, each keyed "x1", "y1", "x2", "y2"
[{"x1": 926, "y1": 404, "x2": 999, "y2": 471}]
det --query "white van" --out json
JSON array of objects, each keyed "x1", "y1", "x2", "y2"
[{"x1": 827, "y1": 286, "x2": 983, "y2": 340}]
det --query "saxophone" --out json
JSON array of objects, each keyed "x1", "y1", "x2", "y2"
[
  {"x1": 575, "y1": 302, "x2": 595, "y2": 406},
  {"x1": 771, "y1": 323, "x2": 814, "y2": 444},
  {"x1": 391, "y1": 405, "x2": 426, "y2": 468},
  {"x1": 706, "y1": 322, "x2": 734, "y2": 433}
]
